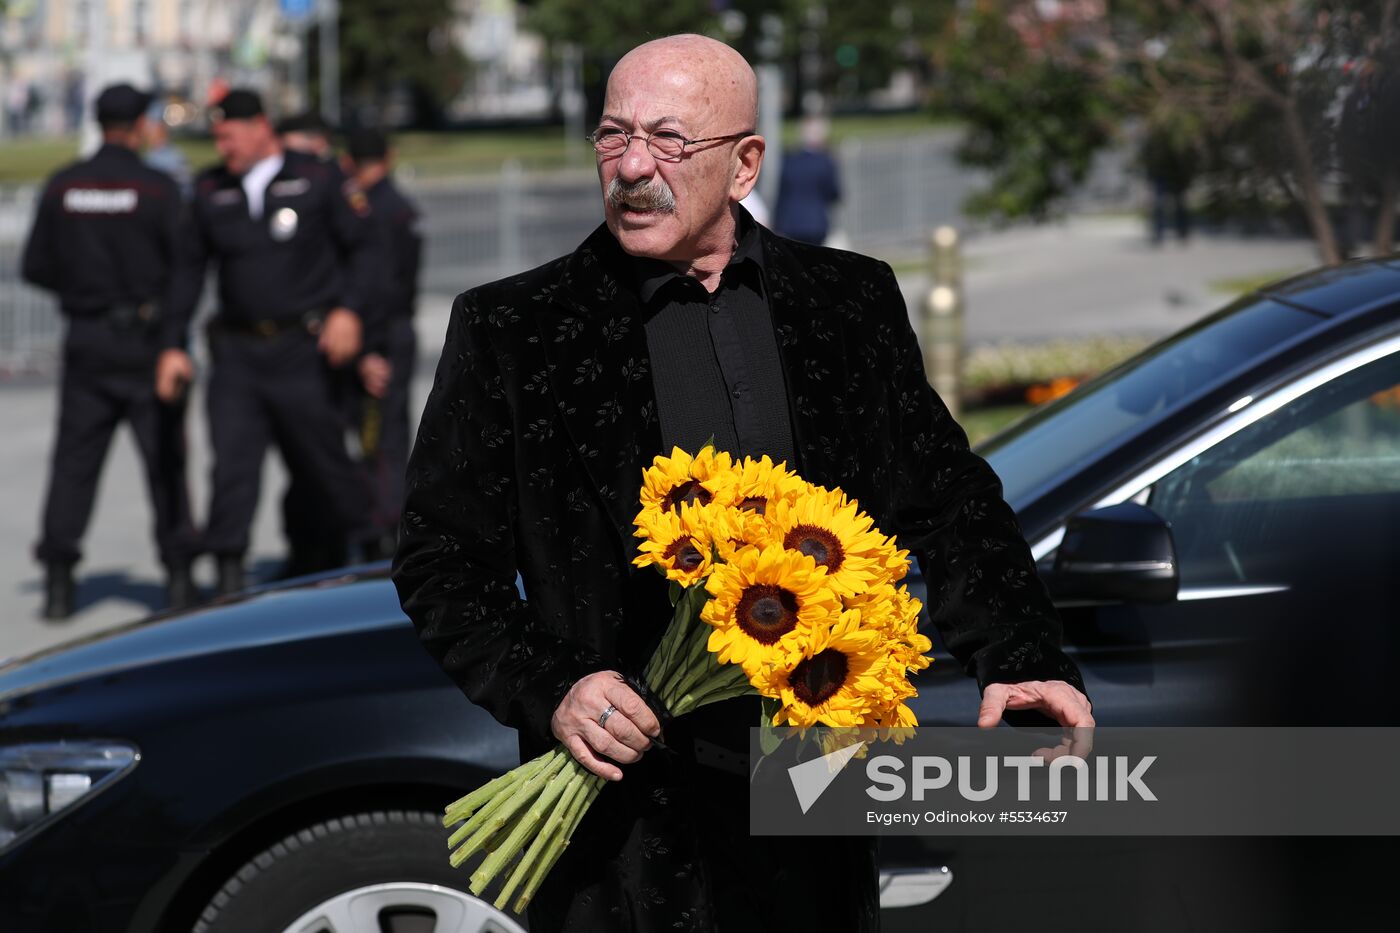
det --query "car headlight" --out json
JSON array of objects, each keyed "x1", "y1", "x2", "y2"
[{"x1": 0, "y1": 741, "x2": 139, "y2": 852}]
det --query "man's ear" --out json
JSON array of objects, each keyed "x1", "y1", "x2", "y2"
[{"x1": 730, "y1": 135, "x2": 766, "y2": 201}]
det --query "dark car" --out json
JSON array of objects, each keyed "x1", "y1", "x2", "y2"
[{"x1": 3, "y1": 260, "x2": 1398, "y2": 932}]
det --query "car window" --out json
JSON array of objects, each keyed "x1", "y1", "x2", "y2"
[
  {"x1": 982, "y1": 298, "x2": 1322, "y2": 510},
  {"x1": 1146, "y1": 347, "x2": 1400, "y2": 586}
]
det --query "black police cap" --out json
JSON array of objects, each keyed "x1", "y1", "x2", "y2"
[
  {"x1": 211, "y1": 89, "x2": 265, "y2": 122},
  {"x1": 346, "y1": 128, "x2": 390, "y2": 161},
  {"x1": 95, "y1": 83, "x2": 153, "y2": 124},
  {"x1": 276, "y1": 112, "x2": 334, "y2": 137}
]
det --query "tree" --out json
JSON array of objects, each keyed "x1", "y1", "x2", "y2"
[
  {"x1": 523, "y1": 0, "x2": 948, "y2": 119},
  {"x1": 331, "y1": 0, "x2": 468, "y2": 128},
  {"x1": 943, "y1": 0, "x2": 1400, "y2": 264}
]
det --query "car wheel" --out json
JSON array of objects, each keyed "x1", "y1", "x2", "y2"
[{"x1": 192, "y1": 810, "x2": 527, "y2": 933}]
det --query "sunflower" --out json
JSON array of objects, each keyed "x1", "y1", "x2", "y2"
[
  {"x1": 637, "y1": 446, "x2": 738, "y2": 522},
  {"x1": 763, "y1": 611, "x2": 898, "y2": 729},
  {"x1": 763, "y1": 487, "x2": 907, "y2": 598},
  {"x1": 701, "y1": 544, "x2": 841, "y2": 680},
  {"x1": 730, "y1": 456, "x2": 808, "y2": 520},
  {"x1": 633, "y1": 502, "x2": 740, "y2": 585},
  {"x1": 845, "y1": 583, "x2": 933, "y2": 676},
  {"x1": 864, "y1": 699, "x2": 920, "y2": 744}
]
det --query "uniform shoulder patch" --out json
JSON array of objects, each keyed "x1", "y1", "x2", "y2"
[{"x1": 342, "y1": 179, "x2": 371, "y2": 216}]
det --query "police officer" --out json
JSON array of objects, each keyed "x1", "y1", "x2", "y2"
[
  {"x1": 159, "y1": 89, "x2": 379, "y2": 596},
  {"x1": 276, "y1": 112, "x2": 336, "y2": 161},
  {"x1": 21, "y1": 83, "x2": 199, "y2": 619},
  {"x1": 342, "y1": 128, "x2": 423, "y2": 556}
]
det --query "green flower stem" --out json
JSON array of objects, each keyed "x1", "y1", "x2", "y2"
[
  {"x1": 471, "y1": 755, "x2": 581, "y2": 895},
  {"x1": 664, "y1": 649, "x2": 725, "y2": 712},
  {"x1": 647, "y1": 584, "x2": 703, "y2": 696},
  {"x1": 513, "y1": 774, "x2": 605, "y2": 914},
  {"x1": 659, "y1": 618, "x2": 714, "y2": 705},
  {"x1": 444, "y1": 752, "x2": 550, "y2": 829},
  {"x1": 643, "y1": 593, "x2": 688, "y2": 687},
  {"x1": 450, "y1": 750, "x2": 567, "y2": 868},
  {"x1": 446, "y1": 751, "x2": 554, "y2": 850},
  {"x1": 675, "y1": 666, "x2": 754, "y2": 715},
  {"x1": 492, "y1": 766, "x2": 587, "y2": 909}
]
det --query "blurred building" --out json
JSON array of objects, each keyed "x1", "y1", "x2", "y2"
[{"x1": 0, "y1": 0, "x2": 286, "y2": 136}]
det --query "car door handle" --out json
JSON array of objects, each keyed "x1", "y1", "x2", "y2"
[
  {"x1": 1176, "y1": 584, "x2": 1290, "y2": 601},
  {"x1": 879, "y1": 866, "x2": 954, "y2": 908}
]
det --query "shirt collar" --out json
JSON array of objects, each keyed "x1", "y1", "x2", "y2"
[
  {"x1": 634, "y1": 206, "x2": 764, "y2": 305},
  {"x1": 241, "y1": 151, "x2": 285, "y2": 220}
]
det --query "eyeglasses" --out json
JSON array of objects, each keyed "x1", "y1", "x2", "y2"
[{"x1": 587, "y1": 127, "x2": 754, "y2": 162}]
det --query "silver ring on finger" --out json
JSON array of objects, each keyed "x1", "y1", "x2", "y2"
[{"x1": 598, "y1": 704, "x2": 617, "y2": 728}]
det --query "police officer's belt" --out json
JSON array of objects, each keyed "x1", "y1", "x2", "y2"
[
  {"x1": 210, "y1": 309, "x2": 328, "y2": 338},
  {"x1": 101, "y1": 302, "x2": 161, "y2": 330}
]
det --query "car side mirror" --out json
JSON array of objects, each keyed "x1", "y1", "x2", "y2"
[{"x1": 1050, "y1": 503, "x2": 1178, "y2": 603}]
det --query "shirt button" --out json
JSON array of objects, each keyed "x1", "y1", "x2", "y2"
[{"x1": 732, "y1": 386, "x2": 744, "y2": 399}]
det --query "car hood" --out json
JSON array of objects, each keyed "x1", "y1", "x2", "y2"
[{"x1": 0, "y1": 568, "x2": 407, "y2": 704}]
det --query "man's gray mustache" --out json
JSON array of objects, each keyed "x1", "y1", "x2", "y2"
[{"x1": 606, "y1": 178, "x2": 677, "y2": 214}]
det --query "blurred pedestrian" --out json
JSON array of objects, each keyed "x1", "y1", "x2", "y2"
[
  {"x1": 5, "y1": 77, "x2": 29, "y2": 135},
  {"x1": 21, "y1": 83, "x2": 199, "y2": 618},
  {"x1": 1140, "y1": 119, "x2": 1196, "y2": 245},
  {"x1": 773, "y1": 115, "x2": 842, "y2": 245},
  {"x1": 159, "y1": 88, "x2": 380, "y2": 595},
  {"x1": 342, "y1": 128, "x2": 423, "y2": 556},
  {"x1": 142, "y1": 100, "x2": 193, "y2": 199}
]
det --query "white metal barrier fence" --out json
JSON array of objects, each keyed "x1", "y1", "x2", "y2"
[{"x1": 2, "y1": 129, "x2": 1121, "y2": 375}]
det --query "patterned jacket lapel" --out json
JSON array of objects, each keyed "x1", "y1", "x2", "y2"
[
  {"x1": 758, "y1": 228, "x2": 856, "y2": 485},
  {"x1": 537, "y1": 225, "x2": 662, "y2": 552}
]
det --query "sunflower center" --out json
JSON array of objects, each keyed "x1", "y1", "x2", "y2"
[
  {"x1": 663, "y1": 537, "x2": 705, "y2": 572},
  {"x1": 784, "y1": 524, "x2": 845, "y2": 573},
  {"x1": 739, "y1": 495, "x2": 768, "y2": 513},
  {"x1": 735, "y1": 584, "x2": 800, "y2": 644},
  {"x1": 789, "y1": 649, "x2": 850, "y2": 707},
  {"x1": 665, "y1": 480, "x2": 712, "y2": 511}
]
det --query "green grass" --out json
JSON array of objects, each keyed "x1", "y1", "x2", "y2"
[
  {"x1": 0, "y1": 111, "x2": 955, "y2": 183},
  {"x1": 0, "y1": 137, "x2": 86, "y2": 184},
  {"x1": 1207, "y1": 268, "x2": 1307, "y2": 297},
  {"x1": 962, "y1": 404, "x2": 1032, "y2": 446}
]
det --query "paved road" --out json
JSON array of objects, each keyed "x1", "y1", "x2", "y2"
[{"x1": 0, "y1": 218, "x2": 1321, "y2": 665}]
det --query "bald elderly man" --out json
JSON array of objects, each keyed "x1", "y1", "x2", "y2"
[{"x1": 394, "y1": 34, "x2": 1092, "y2": 932}]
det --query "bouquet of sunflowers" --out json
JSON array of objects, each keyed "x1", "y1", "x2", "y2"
[{"x1": 441, "y1": 446, "x2": 932, "y2": 914}]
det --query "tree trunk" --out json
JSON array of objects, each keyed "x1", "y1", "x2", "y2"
[
  {"x1": 1280, "y1": 102, "x2": 1342, "y2": 265},
  {"x1": 1374, "y1": 169, "x2": 1398, "y2": 256}
]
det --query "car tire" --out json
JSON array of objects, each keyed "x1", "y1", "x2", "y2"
[{"x1": 192, "y1": 810, "x2": 527, "y2": 933}]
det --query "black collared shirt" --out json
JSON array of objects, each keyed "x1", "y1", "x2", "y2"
[{"x1": 635, "y1": 212, "x2": 796, "y2": 465}]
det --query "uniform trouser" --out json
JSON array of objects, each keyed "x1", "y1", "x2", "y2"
[
  {"x1": 203, "y1": 328, "x2": 370, "y2": 559},
  {"x1": 35, "y1": 317, "x2": 197, "y2": 569},
  {"x1": 282, "y1": 315, "x2": 416, "y2": 560},
  {"x1": 356, "y1": 316, "x2": 416, "y2": 536}
]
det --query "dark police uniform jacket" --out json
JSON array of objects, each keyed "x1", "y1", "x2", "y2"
[
  {"x1": 22, "y1": 143, "x2": 181, "y2": 318},
  {"x1": 392, "y1": 222, "x2": 1087, "y2": 932},
  {"x1": 362, "y1": 176, "x2": 422, "y2": 353},
  {"x1": 163, "y1": 149, "x2": 382, "y2": 350}
]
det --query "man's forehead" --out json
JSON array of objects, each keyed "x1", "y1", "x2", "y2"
[{"x1": 604, "y1": 67, "x2": 724, "y2": 127}]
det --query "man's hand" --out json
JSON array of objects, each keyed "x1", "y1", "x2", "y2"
[
  {"x1": 318, "y1": 308, "x2": 363, "y2": 367},
  {"x1": 155, "y1": 349, "x2": 194, "y2": 403},
  {"x1": 358, "y1": 352, "x2": 392, "y2": 399},
  {"x1": 552, "y1": 671, "x2": 661, "y2": 782},
  {"x1": 977, "y1": 680, "x2": 1095, "y2": 761}
]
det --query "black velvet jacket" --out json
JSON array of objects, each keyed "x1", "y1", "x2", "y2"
[
  {"x1": 392, "y1": 222, "x2": 1087, "y2": 932},
  {"x1": 392, "y1": 222, "x2": 1086, "y2": 760}
]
